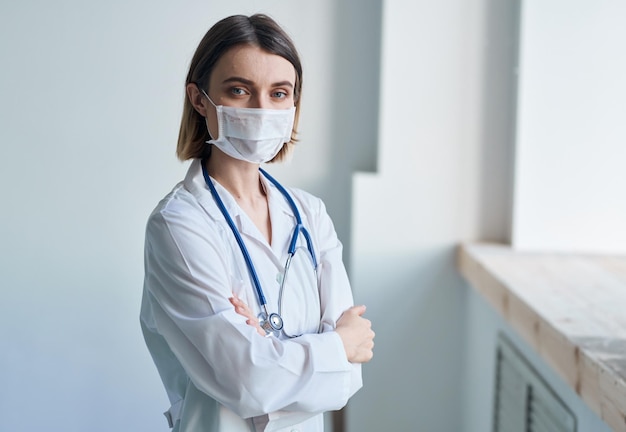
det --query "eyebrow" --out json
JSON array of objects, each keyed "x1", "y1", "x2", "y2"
[{"x1": 222, "y1": 76, "x2": 294, "y2": 88}]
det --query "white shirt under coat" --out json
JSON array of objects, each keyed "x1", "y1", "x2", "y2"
[{"x1": 140, "y1": 159, "x2": 362, "y2": 432}]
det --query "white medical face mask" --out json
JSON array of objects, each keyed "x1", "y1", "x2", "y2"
[{"x1": 201, "y1": 89, "x2": 295, "y2": 164}]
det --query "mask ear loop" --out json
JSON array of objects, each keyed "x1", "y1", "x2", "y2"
[
  {"x1": 200, "y1": 88, "x2": 218, "y2": 108},
  {"x1": 199, "y1": 87, "x2": 221, "y2": 143}
]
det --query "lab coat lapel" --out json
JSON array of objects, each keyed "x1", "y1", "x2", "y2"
[
  {"x1": 184, "y1": 159, "x2": 283, "y2": 260},
  {"x1": 263, "y1": 175, "x2": 297, "y2": 262},
  {"x1": 183, "y1": 159, "x2": 245, "y2": 232},
  {"x1": 184, "y1": 159, "x2": 222, "y2": 220}
]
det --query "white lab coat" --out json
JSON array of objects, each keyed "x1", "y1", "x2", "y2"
[{"x1": 140, "y1": 159, "x2": 362, "y2": 432}]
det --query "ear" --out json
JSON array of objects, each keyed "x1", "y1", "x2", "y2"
[{"x1": 186, "y1": 83, "x2": 209, "y2": 117}]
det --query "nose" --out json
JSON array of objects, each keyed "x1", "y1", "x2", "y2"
[{"x1": 249, "y1": 94, "x2": 270, "y2": 109}]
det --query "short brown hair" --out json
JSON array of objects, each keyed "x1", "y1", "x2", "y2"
[{"x1": 177, "y1": 14, "x2": 303, "y2": 161}]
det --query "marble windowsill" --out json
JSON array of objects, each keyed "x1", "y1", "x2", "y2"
[{"x1": 457, "y1": 243, "x2": 626, "y2": 431}]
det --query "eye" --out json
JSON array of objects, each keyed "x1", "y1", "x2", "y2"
[
  {"x1": 230, "y1": 87, "x2": 247, "y2": 96},
  {"x1": 272, "y1": 90, "x2": 288, "y2": 99}
]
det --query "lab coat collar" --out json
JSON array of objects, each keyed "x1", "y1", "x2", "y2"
[{"x1": 183, "y1": 159, "x2": 295, "y2": 252}]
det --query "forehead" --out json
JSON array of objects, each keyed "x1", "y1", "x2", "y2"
[{"x1": 211, "y1": 44, "x2": 296, "y2": 85}]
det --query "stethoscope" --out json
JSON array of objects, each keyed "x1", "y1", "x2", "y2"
[{"x1": 201, "y1": 159, "x2": 318, "y2": 337}]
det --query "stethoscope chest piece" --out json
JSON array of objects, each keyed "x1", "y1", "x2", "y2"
[
  {"x1": 260, "y1": 312, "x2": 284, "y2": 337},
  {"x1": 269, "y1": 313, "x2": 283, "y2": 330}
]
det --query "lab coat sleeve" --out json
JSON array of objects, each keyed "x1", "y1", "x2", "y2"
[
  {"x1": 307, "y1": 196, "x2": 363, "y2": 397},
  {"x1": 313, "y1": 198, "x2": 357, "y2": 331},
  {"x1": 144, "y1": 198, "x2": 357, "y2": 420}
]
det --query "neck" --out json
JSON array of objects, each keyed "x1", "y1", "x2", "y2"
[{"x1": 205, "y1": 150, "x2": 264, "y2": 201}]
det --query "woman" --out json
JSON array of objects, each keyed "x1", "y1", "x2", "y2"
[{"x1": 140, "y1": 14, "x2": 374, "y2": 432}]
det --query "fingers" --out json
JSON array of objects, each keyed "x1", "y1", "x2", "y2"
[
  {"x1": 353, "y1": 329, "x2": 375, "y2": 363},
  {"x1": 349, "y1": 304, "x2": 367, "y2": 316},
  {"x1": 230, "y1": 295, "x2": 255, "y2": 321},
  {"x1": 247, "y1": 319, "x2": 265, "y2": 337},
  {"x1": 230, "y1": 292, "x2": 244, "y2": 308},
  {"x1": 335, "y1": 305, "x2": 375, "y2": 364},
  {"x1": 337, "y1": 305, "x2": 367, "y2": 323},
  {"x1": 230, "y1": 294, "x2": 265, "y2": 336}
]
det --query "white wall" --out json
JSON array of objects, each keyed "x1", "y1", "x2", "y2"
[
  {"x1": 348, "y1": 0, "x2": 517, "y2": 430},
  {"x1": 512, "y1": 0, "x2": 626, "y2": 253},
  {"x1": 0, "y1": 1, "x2": 380, "y2": 430}
]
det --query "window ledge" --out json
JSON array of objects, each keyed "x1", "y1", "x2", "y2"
[{"x1": 457, "y1": 243, "x2": 626, "y2": 431}]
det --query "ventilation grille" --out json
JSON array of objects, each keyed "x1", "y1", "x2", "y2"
[{"x1": 493, "y1": 335, "x2": 576, "y2": 432}]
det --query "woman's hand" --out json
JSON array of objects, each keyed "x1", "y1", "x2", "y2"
[
  {"x1": 230, "y1": 294, "x2": 265, "y2": 337},
  {"x1": 335, "y1": 305, "x2": 375, "y2": 363}
]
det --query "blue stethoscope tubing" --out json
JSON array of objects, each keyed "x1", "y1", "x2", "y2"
[{"x1": 201, "y1": 159, "x2": 318, "y2": 335}]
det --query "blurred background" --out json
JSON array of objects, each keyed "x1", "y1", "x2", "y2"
[{"x1": 1, "y1": 0, "x2": 624, "y2": 431}]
